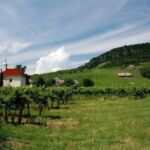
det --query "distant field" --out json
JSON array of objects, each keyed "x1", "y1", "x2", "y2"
[
  {"x1": 32, "y1": 68, "x2": 150, "y2": 88},
  {"x1": 3, "y1": 95, "x2": 150, "y2": 150}
]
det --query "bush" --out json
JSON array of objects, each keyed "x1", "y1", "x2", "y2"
[
  {"x1": 35, "y1": 77, "x2": 45, "y2": 87},
  {"x1": 82, "y1": 79, "x2": 94, "y2": 87},
  {"x1": 140, "y1": 64, "x2": 150, "y2": 79},
  {"x1": 65, "y1": 79, "x2": 75, "y2": 87},
  {"x1": 45, "y1": 79, "x2": 55, "y2": 87}
]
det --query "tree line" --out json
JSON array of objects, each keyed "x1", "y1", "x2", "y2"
[{"x1": 34, "y1": 77, "x2": 95, "y2": 87}]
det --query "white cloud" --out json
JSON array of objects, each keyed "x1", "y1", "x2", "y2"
[
  {"x1": 0, "y1": 41, "x2": 31, "y2": 55},
  {"x1": 35, "y1": 47, "x2": 70, "y2": 74},
  {"x1": 0, "y1": 44, "x2": 8, "y2": 54},
  {"x1": 26, "y1": 64, "x2": 36, "y2": 75},
  {"x1": 8, "y1": 42, "x2": 31, "y2": 53},
  {"x1": 5, "y1": 24, "x2": 150, "y2": 69},
  {"x1": 66, "y1": 25, "x2": 150, "y2": 55}
]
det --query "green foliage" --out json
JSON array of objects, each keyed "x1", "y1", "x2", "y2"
[
  {"x1": 15, "y1": 64, "x2": 26, "y2": 73},
  {"x1": 0, "y1": 73, "x2": 3, "y2": 87},
  {"x1": 2, "y1": 95, "x2": 150, "y2": 150},
  {"x1": 31, "y1": 68, "x2": 150, "y2": 89},
  {"x1": 82, "y1": 78, "x2": 94, "y2": 87},
  {"x1": 0, "y1": 86, "x2": 149, "y2": 125},
  {"x1": 140, "y1": 63, "x2": 150, "y2": 79},
  {"x1": 0, "y1": 86, "x2": 149, "y2": 149},
  {"x1": 0, "y1": 124, "x2": 7, "y2": 141},
  {"x1": 35, "y1": 77, "x2": 45, "y2": 87},
  {"x1": 0, "y1": 124, "x2": 10, "y2": 149},
  {"x1": 45, "y1": 79, "x2": 55, "y2": 87},
  {"x1": 72, "y1": 87, "x2": 150, "y2": 98},
  {"x1": 65, "y1": 79, "x2": 75, "y2": 87},
  {"x1": 26, "y1": 74, "x2": 31, "y2": 85},
  {"x1": 0, "y1": 87, "x2": 73, "y2": 124},
  {"x1": 80, "y1": 43, "x2": 150, "y2": 69}
]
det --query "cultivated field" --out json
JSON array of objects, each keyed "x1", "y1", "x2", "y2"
[
  {"x1": 32, "y1": 68, "x2": 150, "y2": 88},
  {"x1": 1, "y1": 66, "x2": 150, "y2": 150},
  {"x1": 2, "y1": 95, "x2": 150, "y2": 150}
]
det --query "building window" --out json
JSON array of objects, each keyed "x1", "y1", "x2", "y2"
[{"x1": 9, "y1": 78, "x2": 12, "y2": 82}]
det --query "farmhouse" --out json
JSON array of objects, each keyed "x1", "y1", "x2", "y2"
[
  {"x1": 118, "y1": 72, "x2": 133, "y2": 77},
  {"x1": 54, "y1": 78, "x2": 65, "y2": 86},
  {"x1": 1, "y1": 60, "x2": 26, "y2": 87}
]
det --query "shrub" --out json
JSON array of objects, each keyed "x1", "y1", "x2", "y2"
[
  {"x1": 35, "y1": 77, "x2": 45, "y2": 87},
  {"x1": 82, "y1": 79, "x2": 94, "y2": 87},
  {"x1": 65, "y1": 79, "x2": 75, "y2": 87},
  {"x1": 140, "y1": 64, "x2": 150, "y2": 79},
  {"x1": 132, "y1": 88, "x2": 147, "y2": 99},
  {"x1": 45, "y1": 79, "x2": 55, "y2": 87}
]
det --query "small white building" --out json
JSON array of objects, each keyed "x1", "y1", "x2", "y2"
[
  {"x1": 2, "y1": 60, "x2": 26, "y2": 87},
  {"x1": 118, "y1": 72, "x2": 133, "y2": 77},
  {"x1": 54, "y1": 78, "x2": 65, "y2": 86}
]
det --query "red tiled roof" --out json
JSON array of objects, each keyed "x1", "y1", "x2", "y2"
[{"x1": 2, "y1": 69, "x2": 25, "y2": 77}]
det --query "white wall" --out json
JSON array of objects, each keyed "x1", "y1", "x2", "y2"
[{"x1": 3, "y1": 76, "x2": 26, "y2": 87}]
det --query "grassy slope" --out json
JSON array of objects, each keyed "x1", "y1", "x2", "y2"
[
  {"x1": 32, "y1": 68, "x2": 150, "y2": 88},
  {"x1": 4, "y1": 96, "x2": 150, "y2": 150}
]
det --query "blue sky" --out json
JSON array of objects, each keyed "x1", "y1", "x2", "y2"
[{"x1": 0, "y1": 0, "x2": 150, "y2": 74}]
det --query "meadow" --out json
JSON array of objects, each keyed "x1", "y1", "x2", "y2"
[{"x1": 2, "y1": 95, "x2": 150, "y2": 150}]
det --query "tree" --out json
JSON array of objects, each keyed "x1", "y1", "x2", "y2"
[
  {"x1": 79, "y1": 43, "x2": 150, "y2": 69},
  {"x1": 0, "y1": 72, "x2": 3, "y2": 87},
  {"x1": 65, "y1": 79, "x2": 75, "y2": 87},
  {"x1": 15, "y1": 64, "x2": 26, "y2": 73},
  {"x1": 45, "y1": 79, "x2": 55, "y2": 87},
  {"x1": 26, "y1": 74, "x2": 31, "y2": 85},
  {"x1": 36, "y1": 77, "x2": 45, "y2": 87},
  {"x1": 82, "y1": 79, "x2": 94, "y2": 87}
]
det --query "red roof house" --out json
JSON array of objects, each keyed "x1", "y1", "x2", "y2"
[
  {"x1": 2, "y1": 69, "x2": 26, "y2": 87},
  {"x1": 2, "y1": 69, "x2": 25, "y2": 77},
  {"x1": 1, "y1": 59, "x2": 26, "y2": 87}
]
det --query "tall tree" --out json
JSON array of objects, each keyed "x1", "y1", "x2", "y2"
[
  {"x1": 15, "y1": 64, "x2": 26, "y2": 73},
  {"x1": 0, "y1": 72, "x2": 3, "y2": 87}
]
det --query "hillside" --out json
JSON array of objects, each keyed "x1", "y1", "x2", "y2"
[
  {"x1": 79, "y1": 43, "x2": 150, "y2": 69},
  {"x1": 32, "y1": 68, "x2": 150, "y2": 88},
  {"x1": 31, "y1": 43, "x2": 150, "y2": 88}
]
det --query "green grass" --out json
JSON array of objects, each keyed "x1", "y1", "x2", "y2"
[
  {"x1": 3, "y1": 95, "x2": 150, "y2": 150},
  {"x1": 32, "y1": 68, "x2": 150, "y2": 88}
]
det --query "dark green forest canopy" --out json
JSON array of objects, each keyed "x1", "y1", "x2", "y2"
[{"x1": 80, "y1": 43, "x2": 150, "y2": 69}]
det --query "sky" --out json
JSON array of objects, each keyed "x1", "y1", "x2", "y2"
[{"x1": 0, "y1": 0, "x2": 149, "y2": 74}]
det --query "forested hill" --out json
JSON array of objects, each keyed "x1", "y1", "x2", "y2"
[{"x1": 79, "y1": 43, "x2": 150, "y2": 69}]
